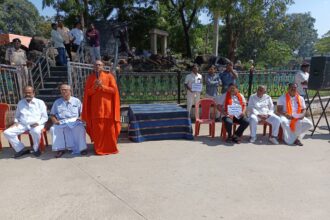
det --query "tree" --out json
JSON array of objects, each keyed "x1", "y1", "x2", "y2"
[
  {"x1": 219, "y1": 0, "x2": 293, "y2": 61},
  {"x1": 0, "y1": 0, "x2": 42, "y2": 36},
  {"x1": 166, "y1": 0, "x2": 205, "y2": 58},
  {"x1": 275, "y1": 13, "x2": 318, "y2": 58},
  {"x1": 314, "y1": 31, "x2": 330, "y2": 55},
  {"x1": 259, "y1": 39, "x2": 292, "y2": 67}
]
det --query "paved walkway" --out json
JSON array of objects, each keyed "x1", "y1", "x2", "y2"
[{"x1": 0, "y1": 119, "x2": 329, "y2": 220}]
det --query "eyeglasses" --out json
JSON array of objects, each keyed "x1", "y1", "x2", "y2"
[{"x1": 95, "y1": 64, "x2": 102, "y2": 66}]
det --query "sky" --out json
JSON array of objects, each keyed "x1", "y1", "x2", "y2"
[{"x1": 32, "y1": 0, "x2": 329, "y2": 37}]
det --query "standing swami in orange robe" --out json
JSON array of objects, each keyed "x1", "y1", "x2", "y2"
[{"x1": 82, "y1": 60, "x2": 121, "y2": 155}]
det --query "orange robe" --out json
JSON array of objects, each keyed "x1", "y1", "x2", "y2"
[{"x1": 82, "y1": 71, "x2": 121, "y2": 155}]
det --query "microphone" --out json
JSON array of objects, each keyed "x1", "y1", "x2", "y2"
[{"x1": 95, "y1": 71, "x2": 99, "y2": 79}]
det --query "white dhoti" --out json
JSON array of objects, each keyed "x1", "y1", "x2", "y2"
[
  {"x1": 249, "y1": 113, "x2": 281, "y2": 138},
  {"x1": 4, "y1": 123, "x2": 44, "y2": 152},
  {"x1": 51, "y1": 120, "x2": 87, "y2": 153},
  {"x1": 186, "y1": 91, "x2": 200, "y2": 117},
  {"x1": 279, "y1": 116, "x2": 312, "y2": 144}
]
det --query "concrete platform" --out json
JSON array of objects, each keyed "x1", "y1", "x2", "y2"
[{"x1": 0, "y1": 119, "x2": 329, "y2": 220}]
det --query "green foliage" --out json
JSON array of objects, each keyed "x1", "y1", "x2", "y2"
[
  {"x1": 314, "y1": 31, "x2": 330, "y2": 55},
  {"x1": 0, "y1": 0, "x2": 42, "y2": 36},
  {"x1": 259, "y1": 39, "x2": 293, "y2": 67}
]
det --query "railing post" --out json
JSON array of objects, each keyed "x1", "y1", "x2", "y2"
[
  {"x1": 67, "y1": 61, "x2": 72, "y2": 88},
  {"x1": 177, "y1": 71, "x2": 181, "y2": 104},
  {"x1": 248, "y1": 66, "x2": 254, "y2": 100},
  {"x1": 38, "y1": 63, "x2": 44, "y2": 89}
]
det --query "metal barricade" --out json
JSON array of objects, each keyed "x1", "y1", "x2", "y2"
[{"x1": 67, "y1": 62, "x2": 111, "y2": 100}]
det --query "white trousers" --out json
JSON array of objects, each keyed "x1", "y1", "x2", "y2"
[
  {"x1": 187, "y1": 91, "x2": 200, "y2": 117},
  {"x1": 51, "y1": 123, "x2": 87, "y2": 153},
  {"x1": 279, "y1": 116, "x2": 312, "y2": 144},
  {"x1": 4, "y1": 123, "x2": 44, "y2": 152},
  {"x1": 249, "y1": 113, "x2": 281, "y2": 138}
]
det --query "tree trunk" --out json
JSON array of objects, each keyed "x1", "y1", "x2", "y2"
[
  {"x1": 179, "y1": 10, "x2": 192, "y2": 58},
  {"x1": 226, "y1": 13, "x2": 236, "y2": 61},
  {"x1": 83, "y1": 0, "x2": 89, "y2": 26},
  {"x1": 212, "y1": 11, "x2": 220, "y2": 56}
]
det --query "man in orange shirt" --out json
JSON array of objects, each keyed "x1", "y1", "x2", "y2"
[{"x1": 82, "y1": 60, "x2": 121, "y2": 155}]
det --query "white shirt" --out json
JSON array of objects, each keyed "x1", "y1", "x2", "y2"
[
  {"x1": 51, "y1": 29, "x2": 65, "y2": 48},
  {"x1": 184, "y1": 72, "x2": 202, "y2": 93},
  {"x1": 70, "y1": 28, "x2": 84, "y2": 45},
  {"x1": 248, "y1": 93, "x2": 274, "y2": 115},
  {"x1": 294, "y1": 70, "x2": 309, "y2": 96},
  {"x1": 57, "y1": 27, "x2": 72, "y2": 44},
  {"x1": 216, "y1": 93, "x2": 246, "y2": 106},
  {"x1": 277, "y1": 94, "x2": 306, "y2": 114},
  {"x1": 14, "y1": 98, "x2": 48, "y2": 127},
  {"x1": 5, "y1": 48, "x2": 27, "y2": 65}
]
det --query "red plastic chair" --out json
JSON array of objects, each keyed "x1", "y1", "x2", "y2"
[
  {"x1": 220, "y1": 118, "x2": 240, "y2": 140},
  {"x1": 0, "y1": 103, "x2": 10, "y2": 150},
  {"x1": 259, "y1": 121, "x2": 272, "y2": 137},
  {"x1": 195, "y1": 98, "x2": 216, "y2": 138},
  {"x1": 18, "y1": 128, "x2": 49, "y2": 152}
]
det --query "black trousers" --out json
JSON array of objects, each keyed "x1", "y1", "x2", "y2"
[
  {"x1": 64, "y1": 43, "x2": 72, "y2": 61},
  {"x1": 223, "y1": 116, "x2": 249, "y2": 137}
]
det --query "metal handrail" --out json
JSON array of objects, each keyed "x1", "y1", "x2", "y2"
[{"x1": 30, "y1": 44, "x2": 55, "y2": 91}]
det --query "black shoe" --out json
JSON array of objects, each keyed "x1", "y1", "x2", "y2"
[
  {"x1": 80, "y1": 149, "x2": 88, "y2": 155},
  {"x1": 225, "y1": 137, "x2": 232, "y2": 143},
  {"x1": 232, "y1": 136, "x2": 241, "y2": 144},
  {"x1": 14, "y1": 149, "x2": 30, "y2": 158},
  {"x1": 55, "y1": 150, "x2": 65, "y2": 158},
  {"x1": 31, "y1": 149, "x2": 41, "y2": 157},
  {"x1": 294, "y1": 139, "x2": 303, "y2": 146}
]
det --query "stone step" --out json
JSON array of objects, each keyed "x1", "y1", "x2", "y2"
[
  {"x1": 44, "y1": 76, "x2": 68, "y2": 82},
  {"x1": 48, "y1": 71, "x2": 67, "y2": 77},
  {"x1": 42, "y1": 82, "x2": 63, "y2": 89},
  {"x1": 38, "y1": 88, "x2": 61, "y2": 95},
  {"x1": 50, "y1": 66, "x2": 67, "y2": 72}
]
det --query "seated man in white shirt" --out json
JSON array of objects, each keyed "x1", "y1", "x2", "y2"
[
  {"x1": 4, "y1": 86, "x2": 48, "y2": 158},
  {"x1": 216, "y1": 83, "x2": 249, "y2": 144},
  {"x1": 50, "y1": 84, "x2": 87, "y2": 158},
  {"x1": 277, "y1": 83, "x2": 312, "y2": 146},
  {"x1": 248, "y1": 85, "x2": 281, "y2": 144}
]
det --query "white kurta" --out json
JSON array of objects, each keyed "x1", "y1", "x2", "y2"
[
  {"x1": 50, "y1": 97, "x2": 87, "y2": 153},
  {"x1": 184, "y1": 72, "x2": 202, "y2": 117},
  {"x1": 4, "y1": 98, "x2": 48, "y2": 152},
  {"x1": 248, "y1": 93, "x2": 281, "y2": 138},
  {"x1": 277, "y1": 94, "x2": 312, "y2": 144}
]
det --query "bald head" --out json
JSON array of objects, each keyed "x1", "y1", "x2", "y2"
[{"x1": 94, "y1": 60, "x2": 104, "y2": 73}]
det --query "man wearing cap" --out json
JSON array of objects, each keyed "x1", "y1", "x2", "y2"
[
  {"x1": 294, "y1": 62, "x2": 310, "y2": 98},
  {"x1": 184, "y1": 64, "x2": 203, "y2": 117},
  {"x1": 219, "y1": 62, "x2": 238, "y2": 94},
  {"x1": 5, "y1": 38, "x2": 29, "y2": 98}
]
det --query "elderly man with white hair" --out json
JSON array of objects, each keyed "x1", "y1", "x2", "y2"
[
  {"x1": 50, "y1": 84, "x2": 87, "y2": 158},
  {"x1": 248, "y1": 85, "x2": 281, "y2": 144}
]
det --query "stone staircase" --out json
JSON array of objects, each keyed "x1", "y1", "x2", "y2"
[{"x1": 36, "y1": 66, "x2": 68, "y2": 110}]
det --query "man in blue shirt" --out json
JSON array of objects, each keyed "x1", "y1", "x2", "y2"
[
  {"x1": 205, "y1": 65, "x2": 221, "y2": 98},
  {"x1": 219, "y1": 62, "x2": 238, "y2": 94},
  {"x1": 50, "y1": 84, "x2": 87, "y2": 158}
]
